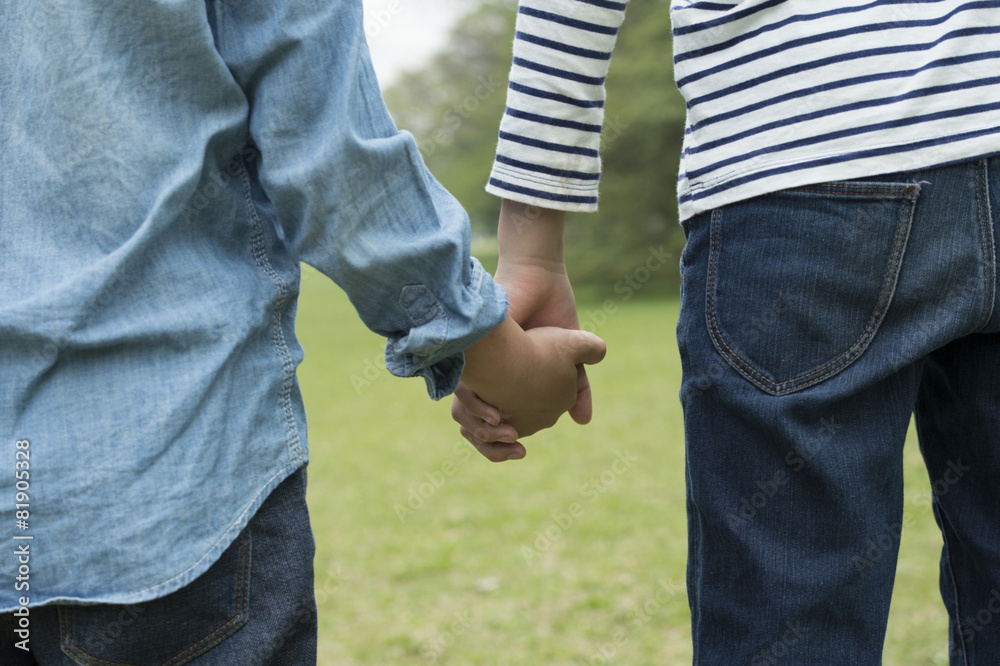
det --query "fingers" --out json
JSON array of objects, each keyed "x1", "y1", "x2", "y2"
[
  {"x1": 453, "y1": 383, "x2": 504, "y2": 426},
  {"x1": 460, "y1": 426, "x2": 527, "y2": 463},
  {"x1": 568, "y1": 365, "x2": 593, "y2": 425},
  {"x1": 451, "y1": 384, "x2": 519, "y2": 451},
  {"x1": 569, "y1": 330, "x2": 608, "y2": 367},
  {"x1": 450, "y1": 399, "x2": 519, "y2": 443},
  {"x1": 451, "y1": 385, "x2": 524, "y2": 462}
]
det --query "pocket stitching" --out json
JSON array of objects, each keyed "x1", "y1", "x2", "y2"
[
  {"x1": 706, "y1": 186, "x2": 917, "y2": 395},
  {"x1": 163, "y1": 528, "x2": 251, "y2": 666},
  {"x1": 974, "y1": 160, "x2": 996, "y2": 330},
  {"x1": 60, "y1": 608, "x2": 130, "y2": 666}
]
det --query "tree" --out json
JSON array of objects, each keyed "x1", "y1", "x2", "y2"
[{"x1": 384, "y1": 0, "x2": 687, "y2": 294}]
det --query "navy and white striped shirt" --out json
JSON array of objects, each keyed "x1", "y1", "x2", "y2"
[
  {"x1": 672, "y1": 0, "x2": 1000, "y2": 220},
  {"x1": 491, "y1": 1, "x2": 1000, "y2": 221},
  {"x1": 486, "y1": 0, "x2": 628, "y2": 212}
]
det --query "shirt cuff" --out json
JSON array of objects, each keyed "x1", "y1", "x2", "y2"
[
  {"x1": 485, "y1": 162, "x2": 601, "y2": 213},
  {"x1": 383, "y1": 257, "x2": 508, "y2": 400}
]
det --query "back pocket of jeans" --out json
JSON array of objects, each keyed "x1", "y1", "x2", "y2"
[
  {"x1": 706, "y1": 180, "x2": 920, "y2": 395},
  {"x1": 57, "y1": 529, "x2": 250, "y2": 666}
]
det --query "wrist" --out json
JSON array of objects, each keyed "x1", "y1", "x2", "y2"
[
  {"x1": 460, "y1": 316, "x2": 524, "y2": 396},
  {"x1": 498, "y1": 199, "x2": 566, "y2": 271}
]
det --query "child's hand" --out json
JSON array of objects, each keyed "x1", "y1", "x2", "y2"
[{"x1": 456, "y1": 316, "x2": 606, "y2": 461}]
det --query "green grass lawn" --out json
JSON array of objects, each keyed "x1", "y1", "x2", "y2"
[{"x1": 296, "y1": 266, "x2": 949, "y2": 664}]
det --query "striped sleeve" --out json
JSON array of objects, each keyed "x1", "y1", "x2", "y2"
[{"x1": 486, "y1": 0, "x2": 629, "y2": 212}]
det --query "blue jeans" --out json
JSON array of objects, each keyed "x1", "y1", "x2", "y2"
[
  {"x1": 0, "y1": 466, "x2": 316, "y2": 665},
  {"x1": 678, "y1": 157, "x2": 1000, "y2": 664}
]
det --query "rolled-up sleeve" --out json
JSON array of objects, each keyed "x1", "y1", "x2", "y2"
[{"x1": 209, "y1": 0, "x2": 506, "y2": 398}]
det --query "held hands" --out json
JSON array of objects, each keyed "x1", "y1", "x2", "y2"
[
  {"x1": 454, "y1": 200, "x2": 599, "y2": 462},
  {"x1": 458, "y1": 316, "x2": 606, "y2": 462}
]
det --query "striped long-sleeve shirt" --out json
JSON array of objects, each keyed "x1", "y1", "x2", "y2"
[
  {"x1": 486, "y1": 0, "x2": 629, "y2": 212},
  {"x1": 490, "y1": 1, "x2": 1000, "y2": 222}
]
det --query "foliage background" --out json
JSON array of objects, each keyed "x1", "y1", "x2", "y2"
[{"x1": 382, "y1": 0, "x2": 685, "y2": 296}]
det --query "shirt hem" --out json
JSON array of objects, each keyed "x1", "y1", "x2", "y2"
[
  {"x1": 3, "y1": 458, "x2": 308, "y2": 613},
  {"x1": 677, "y1": 139, "x2": 1000, "y2": 221}
]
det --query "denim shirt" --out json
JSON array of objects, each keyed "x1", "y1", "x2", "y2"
[{"x1": 0, "y1": 0, "x2": 506, "y2": 611}]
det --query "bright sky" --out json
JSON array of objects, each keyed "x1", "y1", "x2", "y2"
[{"x1": 360, "y1": 0, "x2": 472, "y2": 87}]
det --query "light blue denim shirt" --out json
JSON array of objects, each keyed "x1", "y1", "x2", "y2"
[{"x1": 0, "y1": 0, "x2": 506, "y2": 611}]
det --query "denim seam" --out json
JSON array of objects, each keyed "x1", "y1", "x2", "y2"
[
  {"x1": 163, "y1": 528, "x2": 252, "y2": 665},
  {"x1": 973, "y1": 159, "x2": 997, "y2": 331},
  {"x1": 937, "y1": 505, "x2": 971, "y2": 666},
  {"x1": 788, "y1": 183, "x2": 917, "y2": 197},
  {"x1": 706, "y1": 185, "x2": 918, "y2": 395},
  {"x1": 236, "y1": 160, "x2": 304, "y2": 460}
]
